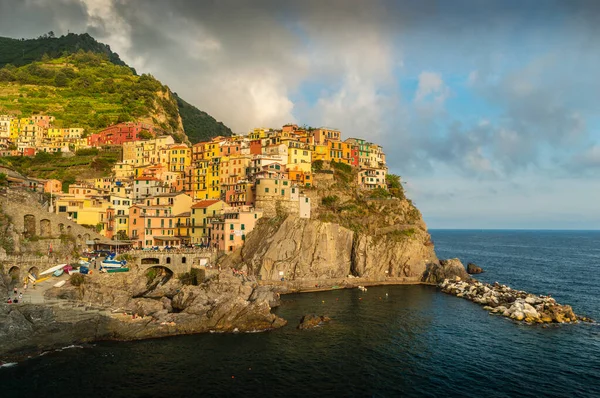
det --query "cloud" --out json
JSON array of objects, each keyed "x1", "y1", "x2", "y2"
[{"x1": 414, "y1": 71, "x2": 450, "y2": 105}]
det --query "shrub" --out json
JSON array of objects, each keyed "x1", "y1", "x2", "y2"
[
  {"x1": 70, "y1": 273, "x2": 85, "y2": 286},
  {"x1": 321, "y1": 195, "x2": 339, "y2": 209},
  {"x1": 312, "y1": 160, "x2": 324, "y2": 172},
  {"x1": 369, "y1": 187, "x2": 390, "y2": 199}
]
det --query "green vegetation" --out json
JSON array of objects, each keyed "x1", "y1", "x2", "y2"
[
  {"x1": 69, "y1": 273, "x2": 85, "y2": 286},
  {"x1": 368, "y1": 187, "x2": 391, "y2": 199},
  {"x1": 0, "y1": 149, "x2": 120, "y2": 184},
  {"x1": 0, "y1": 172, "x2": 7, "y2": 187},
  {"x1": 330, "y1": 160, "x2": 355, "y2": 186},
  {"x1": 386, "y1": 174, "x2": 405, "y2": 200},
  {"x1": 0, "y1": 33, "x2": 133, "y2": 70},
  {"x1": 311, "y1": 159, "x2": 324, "y2": 172},
  {"x1": 0, "y1": 51, "x2": 179, "y2": 131},
  {"x1": 0, "y1": 32, "x2": 233, "y2": 151},
  {"x1": 175, "y1": 93, "x2": 232, "y2": 143},
  {"x1": 321, "y1": 195, "x2": 340, "y2": 210}
]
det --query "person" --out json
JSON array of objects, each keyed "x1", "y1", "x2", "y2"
[
  {"x1": 13, "y1": 287, "x2": 17, "y2": 295},
  {"x1": 13, "y1": 297, "x2": 18, "y2": 304},
  {"x1": 19, "y1": 293, "x2": 23, "y2": 300},
  {"x1": 7, "y1": 298, "x2": 12, "y2": 304}
]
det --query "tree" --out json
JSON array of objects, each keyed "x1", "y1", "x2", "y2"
[
  {"x1": 54, "y1": 71, "x2": 68, "y2": 87},
  {"x1": 116, "y1": 230, "x2": 128, "y2": 241},
  {"x1": 312, "y1": 160, "x2": 324, "y2": 172},
  {"x1": 138, "y1": 130, "x2": 154, "y2": 140},
  {"x1": 48, "y1": 31, "x2": 55, "y2": 38}
]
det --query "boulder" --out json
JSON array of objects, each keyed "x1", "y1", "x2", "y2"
[
  {"x1": 298, "y1": 314, "x2": 331, "y2": 330},
  {"x1": 422, "y1": 258, "x2": 470, "y2": 284},
  {"x1": 467, "y1": 263, "x2": 483, "y2": 274}
]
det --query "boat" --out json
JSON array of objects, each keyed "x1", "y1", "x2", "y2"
[
  {"x1": 53, "y1": 269, "x2": 64, "y2": 277},
  {"x1": 358, "y1": 286, "x2": 368, "y2": 292},
  {"x1": 100, "y1": 254, "x2": 127, "y2": 269},
  {"x1": 68, "y1": 269, "x2": 80, "y2": 275},
  {"x1": 28, "y1": 273, "x2": 36, "y2": 283},
  {"x1": 39, "y1": 264, "x2": 68, "y2": 276},
  {"x1": 53, "y1": 280, "x2": 66, "y2": 288},
  {"x1": 106, "y1": 267, "x2": 129, "y2": 273}
]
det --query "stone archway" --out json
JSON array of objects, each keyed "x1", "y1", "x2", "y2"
[
  {"x1": 24, "y1": 214, "x2": 36, "y2": 238},
  {"x1": 141, "y1": 257, "x2": 160, "y2": 265},
  {"x1": 66, "y1": 225, "x2": 72, "y2": 235},
  {"x1": 58, "y1": 223, "x2": 65, "y2": 233},
  {"x1": 83, "y1": 233, "x2": 90, "y2": 241},
  {"x1": 8, "y1": 266, "x2": 20, "y2": 283},
  {"x1": 40, "y1": 219, "x2": 51, "y2": 237},
  {"x1": 28, "y1": 266, "x2": 40, "y2": 279},
  {"x1": 144, "y1": 266, "x2": 173, "y2": 288}
]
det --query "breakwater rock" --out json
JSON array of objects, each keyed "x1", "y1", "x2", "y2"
[
  {"x1": 440, "y1": 277, "x2": 591, "y2": 324},
  {"x1": 467, "y1": 263, "x2": 483, "y2": 274},
  {"x1": 298, "y1": 314, "x2": 331, "y2": 329}
]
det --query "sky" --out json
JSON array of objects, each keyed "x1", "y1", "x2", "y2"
[{"x1": 1, "y1": 0, "x2": 599, "y2": 229}]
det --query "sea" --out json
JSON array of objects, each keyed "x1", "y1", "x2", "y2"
[{"x1": 1, "y1": 230, "x2": 599, "y2": 397}]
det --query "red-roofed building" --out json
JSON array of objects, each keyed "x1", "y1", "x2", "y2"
[{"x1": 88, "y1": 122, "x2": 157, "y2": 147}]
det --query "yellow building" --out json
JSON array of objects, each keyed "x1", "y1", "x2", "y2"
[
  {"x1": 190, "y1": 199, "x2": 228, "y2": 244},
  {"x1": 312, "y1": 144, "x2": 330, "y2": 162},
  {"x1": 168, "y1": 144, "x2": 191, "y2": 172},
  {"x1": 287, "y1": 146, "x2": 312, "y2": 173}
]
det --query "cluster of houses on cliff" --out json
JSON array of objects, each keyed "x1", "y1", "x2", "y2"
[
  {"x1": 1, "y1": 121, "x2": 389, "y2": 251},
  {"x1": 0, "y1": 114, "x2": 158, "y2": 156}
]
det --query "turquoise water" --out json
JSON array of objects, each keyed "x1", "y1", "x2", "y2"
[{"x1": 1, "y1": 230, "x2": 599, "y2": 397}]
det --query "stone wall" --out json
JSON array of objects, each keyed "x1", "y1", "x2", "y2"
[{"x1": 0, "y1": 189, "x2": 109, "y2": 255}]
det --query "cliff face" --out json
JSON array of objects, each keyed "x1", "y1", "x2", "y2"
[
  {"x1": 240, "y1": 213, "x2": 438, "y2": 283},
  {"x1": 241, "y1": 217, "x2": 354, "y2": 281}
]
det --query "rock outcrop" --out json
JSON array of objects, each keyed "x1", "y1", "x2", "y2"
[
  {"x1": 421, "y1": 258, "x2": 470, "y2": 284},
  {"x1": 298, "y1": 314, "x2": 331, "y2": 329},
  {"x1": 0, "y1": 267, "x2": 286, "y2": 360},
  {"x1": 240, "y1": 215, "x2": 438, "y2": 283},
  {"x1": 467, "y1": 263, "x2": 483, "y2": 274},
  {"x1": 439, "y1": 277, "x2": 591, "y2": 324}
]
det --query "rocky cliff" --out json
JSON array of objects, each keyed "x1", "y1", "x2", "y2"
[
  {"x1": 238, "y1": 174, "x2": 439, "y2": 283},
  {"x1": 0, "y1": 267, "x2": 285, "y2": 360}
]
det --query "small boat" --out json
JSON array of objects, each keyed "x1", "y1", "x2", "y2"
[
  {"x1": 54, "y1": 280, "x2": 66, "y2": 288},
  {"x1": 40, "y1": 264, "x2": 68, "y2": 276},
  {"x1": 53, "y1": 269, "x2": 64, "y2": 277},
  {"x1": 79, "y1": 266, "x2": 89, "y2": 275},
  {"x1": 358, "y1": 286, "x2": 367, "y2": 292},
  {"x1": 101, "y1": 254, "x2": 126, "y2": 269},
  {"x1": 68, "y1": 269, "x2": 80, "y2": 275},
  {"x1": 28, "y1": 273, "x2": 36, "y2": 283},
  {"x1": 106, "y1": 267, "x2": 129, "y2": 273}
]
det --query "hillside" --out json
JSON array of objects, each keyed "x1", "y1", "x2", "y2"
[
  {"x1": 0, "y1": 33, "x2": 231, "y2": 144},
  {"x1": 175, "y1": 93, "x2": 232, "y2": 142},
  {"x1": 0, "y1": 33, "x2": 132, "y2": 71},
  {"x1": 0, "y1": 51, "x2": 186, "y2": 137}
]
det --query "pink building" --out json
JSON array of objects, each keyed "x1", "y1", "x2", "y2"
[{"x1": 209, "y1": 207, "x2": 263, "y2": 252}]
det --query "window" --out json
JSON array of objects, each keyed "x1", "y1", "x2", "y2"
[
  {"x1": 241, "y1": 224, "x2": 245, "y2": 230},
  {"x1": 230, "y1": 224, "x2": 234, "y2": 230},
  {"x1": 230, "y1": 234, "x2": 234, "y2": 241},
  {"x1": 281, "y1": 190, "x2": 285, "y2": 196},
  {"x1": 265, "y1": 187, "x2": 269, "y2": 193}
]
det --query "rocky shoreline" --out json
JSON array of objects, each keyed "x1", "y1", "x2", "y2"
[{"x1": 440, "y1": 277, "x2": 593, "y2": 324}]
